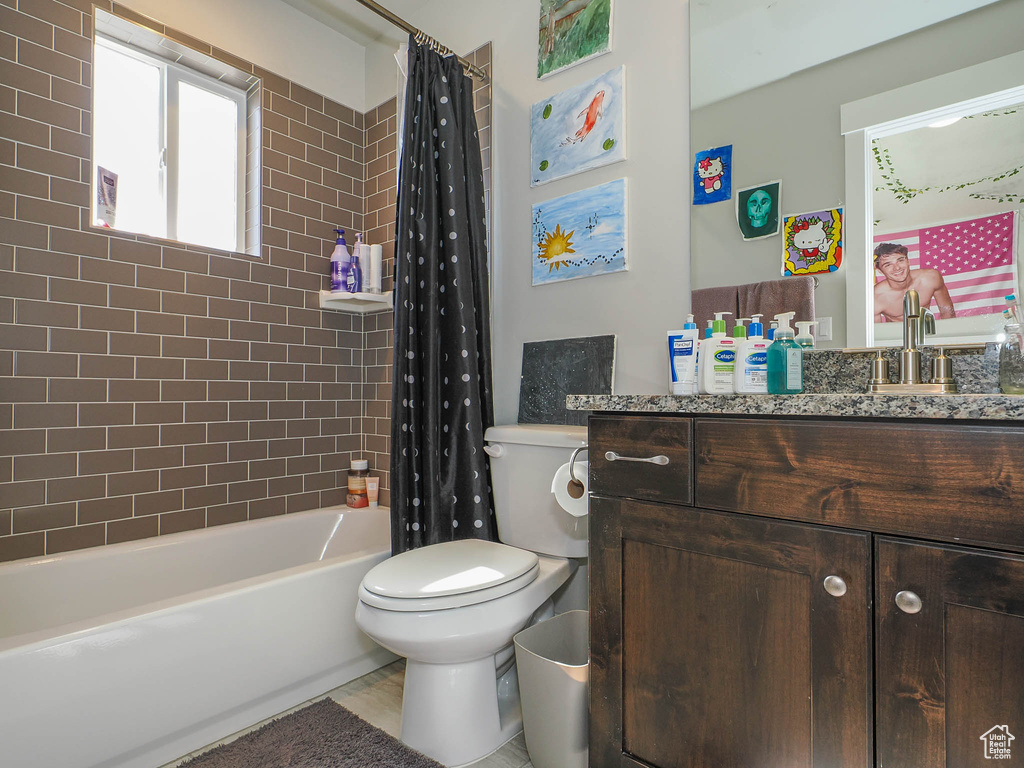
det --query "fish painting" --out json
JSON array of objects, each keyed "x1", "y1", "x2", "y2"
[
  {"x1": 531, "y1": 67, "x2": 625, "y2": 186},
  {"x1": 561, "y1": 90, "x2": 605, "y2": 146}
]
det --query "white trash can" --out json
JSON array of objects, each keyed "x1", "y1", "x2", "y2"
[{"x1": 513, "y1": 609, "x2": 589, "y2": 768}]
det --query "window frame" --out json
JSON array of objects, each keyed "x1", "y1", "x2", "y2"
[{"x1": 93, "y1": 33, "x2": 247, "y2": 253}]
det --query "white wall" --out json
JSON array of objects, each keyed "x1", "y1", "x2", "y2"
[
  {"x1": 399, "y1": 0, "x2": 691, "y2": 422},
  {"x1": 119, "y1": 0, "x2": 370, "y2": 110}
]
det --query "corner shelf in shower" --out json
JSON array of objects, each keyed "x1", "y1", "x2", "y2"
[{"x1": 318, "y1": 290, "x2": 393, "y2": 314}]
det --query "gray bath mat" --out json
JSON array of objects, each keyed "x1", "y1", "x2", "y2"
[{"x1": 178, "y1": 698, "x2": 443, "y2": 768}]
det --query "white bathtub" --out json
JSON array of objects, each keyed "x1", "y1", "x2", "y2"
[{"x1": 0, "y1": 505, "x2": 396, "y2": 768}]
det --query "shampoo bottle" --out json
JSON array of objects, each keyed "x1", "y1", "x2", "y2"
[
  {"x1": 697, "y1": 312, "x2": 736, "y2": 395},
  {"x1": 346, "y1": 233, "x2": 363, "y2": 293},
  {"x1": 330, "y1": 229, "x2": 350, "y2": 292},
  {"x1": 795, "y1": 321, "x2": 817, "y2": 349},
  {"x1": 767, "y1": 311, "x2": 803, "y2": 394},
  {"x1": 734, "y1": 314, "x2": 769, "y2": 394},
  {"x1": 667, "y1": 315, "x2": 700, "y2": 395}
]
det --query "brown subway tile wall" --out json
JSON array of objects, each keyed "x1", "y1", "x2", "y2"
[
  {"x1": 0, "y1": 2, "x2": 374, "y2": 562},
  {"x1": 359, "y1": 44, "x2": 492, "y2": 508}
]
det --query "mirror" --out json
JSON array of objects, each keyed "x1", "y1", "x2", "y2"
[{"x1": 689, "y1": 0, "x2": 1023, "y2": 348}]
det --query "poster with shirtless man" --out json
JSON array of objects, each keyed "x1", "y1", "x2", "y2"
[
  {"x1": 873, "y1": 212, "x2": 1019, "y2": 322},
  {"x1": 873, "y1": 243, "x2": 956, "y2": 322}
]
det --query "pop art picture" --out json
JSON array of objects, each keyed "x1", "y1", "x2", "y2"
[
  {"x1": 531, "y1": 67, "x2": 625, "y2": 186},
  {"x1": 693, "y1": 145, "x2": 732, "y2": 205},
  {"x1": 736, "y1": 180, "x2": 781, "y2": 240},
  {"x1": 782, "y1": 208, "x2": 843, "y2": 277},
  {"x1": 532, "y1": 178, "x2": 627, "y2": 286}
]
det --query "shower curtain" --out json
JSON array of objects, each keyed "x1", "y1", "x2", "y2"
[{"x1": 390, "y1": 37, "x2": 494, "y2": 555}]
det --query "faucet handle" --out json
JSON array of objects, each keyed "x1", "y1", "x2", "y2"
[
  {"x1": 870, "y1": 350, "x2": 890, "y2": 386},
  {"x1": 930, "y1": 346, "x2": 955, "y2": 385}
]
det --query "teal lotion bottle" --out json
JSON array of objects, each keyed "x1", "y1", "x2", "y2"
[{"x1": 767, "y1": 311, "x2": 803, "y2": 394}]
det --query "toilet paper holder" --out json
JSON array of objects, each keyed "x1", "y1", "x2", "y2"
[{"x1": 566, "y1": 445, "x2": 588, "y2": 499}]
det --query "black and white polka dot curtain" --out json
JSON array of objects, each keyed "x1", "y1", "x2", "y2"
[{"x1": 390, "y1": 38, "x2": 495, "y2": 555}]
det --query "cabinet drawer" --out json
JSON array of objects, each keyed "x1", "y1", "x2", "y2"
[
  {"x1": 695, "y1": 418, "x2": 1024, "y2": 551},
  {"x1": 588, "y1": 416, "x2": 692, "y2": 505}
]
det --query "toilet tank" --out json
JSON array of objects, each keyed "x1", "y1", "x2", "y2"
[{"x1": 484, "y1": 424, "x2": 588, "y2": 558}]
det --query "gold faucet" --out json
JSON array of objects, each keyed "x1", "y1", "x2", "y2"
[{"x1": 868, "y1": 289, "x2": 957, "y2": 394}]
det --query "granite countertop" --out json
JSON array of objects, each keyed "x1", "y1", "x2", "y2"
[{"x1": 566, "y1": 393, "x2": 1024, "y2": 421}]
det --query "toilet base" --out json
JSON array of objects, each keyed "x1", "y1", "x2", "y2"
[{"x1": 400, "y1": 656, "x2": 524, "y2": 767}]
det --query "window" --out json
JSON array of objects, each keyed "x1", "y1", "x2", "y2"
[{"x1": 92, "y1": 35, "x2": 247, "y2": 253}]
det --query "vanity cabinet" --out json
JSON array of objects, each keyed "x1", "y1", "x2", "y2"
[{"x1": 588, "y1": 414, "x2": 1024, "y2": 768}]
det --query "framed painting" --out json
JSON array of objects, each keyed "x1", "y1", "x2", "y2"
[
  {"x1": 532, "y1": 178, "x2": 627, "y2": 285},
  {"x1": 531, "y1": 66, "x2": 625, "y2": 186},
  {"x1": 538, "y1": 0, "x2": 613, "y2": 79}
]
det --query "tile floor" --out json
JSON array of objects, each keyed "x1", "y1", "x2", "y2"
[{"x1": 165, "y1": 660, "x2": 534, "y2": 768}]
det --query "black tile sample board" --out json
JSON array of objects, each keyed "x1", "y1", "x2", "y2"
[{"x1": 518, "y1": 335, "x2": 615, "y2": 426}]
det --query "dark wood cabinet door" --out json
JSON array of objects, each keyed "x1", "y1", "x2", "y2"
[
  {"x1": 876, "y1": 537, "x2": 1024, "y2": 768},
  {"x1": 590, "y1": 497, "x2": 872, "y2": 768}
]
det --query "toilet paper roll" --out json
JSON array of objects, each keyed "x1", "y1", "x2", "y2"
[{"x1": 551, "y1": 460, "x2": 589, "y2": 517}]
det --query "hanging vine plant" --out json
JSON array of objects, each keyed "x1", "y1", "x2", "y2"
[{"x1": 873, "y1": 144, "x2": 1024, "y2": 205}]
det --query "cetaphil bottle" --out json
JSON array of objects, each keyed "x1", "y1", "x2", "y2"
[
  {"x1": 734, "y1": 314, "x2": 769, "y2": 394},
  {"x1": 697, "y1": 311, "x2": 736, "y2": 395}
]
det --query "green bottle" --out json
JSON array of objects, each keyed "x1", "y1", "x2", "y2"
[{"x1": 767, "y1": 311, "x2": 803, "y2": 394}]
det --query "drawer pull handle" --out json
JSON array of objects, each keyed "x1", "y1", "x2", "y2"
[
  {"x1": 823, "y1": 575, "x2": 847, "y2": 598},
  {"x1": 895, "y1": 590, "x2": 923, "y2": 614},
  {"x1": 604, "y1": 451, "x2": 670, "y2": 466}
]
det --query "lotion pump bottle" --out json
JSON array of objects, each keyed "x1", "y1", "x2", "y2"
[
  {"x1": 795, "y1": 321, "x2": 817, "y2": 349},
  {"x1": 345, "y1": 233, "x2": 363, "y2": 293},
  {"x1": 733, "y1": 318, "x2": 749, "y2": 340},
  {"x1": 767, "y1": 311, "x2": 803, "y2": 394},
  {"x1": 734, "y1": 314, "x2": 769, "y2": 394},
  {"x1": 697, "y1": 311, "x2": 736, "y2": 395}
]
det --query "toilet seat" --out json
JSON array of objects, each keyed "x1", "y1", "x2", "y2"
[{"x1": 359, "y1": 539, "x2": 540, "y2": 612}]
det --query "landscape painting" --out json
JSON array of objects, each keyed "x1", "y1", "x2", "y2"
[
  {"x1": 531, "y1": 66, "x2": 625, "y2": 186},
  {"x1": 538, "y1": 0, "x2": 613, "y2": 80},
  {"x1": 532, "y1": 178, "x2": 627, "y2": 286}
]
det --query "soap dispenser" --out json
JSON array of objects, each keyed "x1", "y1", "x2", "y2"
[
  {"x1": 345, "y1": 233, "x2": 363, "y2": 293},
  {"x1": 767, "y1": 311, "x2": 803, "y2": 394},
  {"x1": 795, "y1": 321, "x2": 817, "y2": 349},
  {"x1": 697, "y1": 311, "x2": 736, "y2": 395},
  {"x1": 733, "y1": 318, "x2": 749, "y2": 340},
  {"x1": 734, "y1": 314, "x2": 769, "y2": 394}
]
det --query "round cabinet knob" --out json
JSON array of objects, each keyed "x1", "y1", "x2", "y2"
[
  {"x1": 895, "y1": 590, "x2": 923, "y2": 614},
  {"x1": 823, "y1": 575, "x2": 848, "y2": 598}
]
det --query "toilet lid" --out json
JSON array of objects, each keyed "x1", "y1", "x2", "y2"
[{"x1": 362, "y1": 539, "x2": 539, "y2": 600}]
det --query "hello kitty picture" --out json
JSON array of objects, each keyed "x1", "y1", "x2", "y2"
[
  {"x1": 692, "y1": 145, "x2": 732, "y2": 205},
  {"x1": 782, "y1": 208, "x2": 843, "y2": 276}
]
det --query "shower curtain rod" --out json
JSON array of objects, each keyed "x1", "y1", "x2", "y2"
[{"x1": 353, "y1": 0, "x2": 489, "y2": 81}]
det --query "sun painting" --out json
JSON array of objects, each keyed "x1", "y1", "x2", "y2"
[{"x1": 538, "y1": 224, "x2": 576, "y2": 271}]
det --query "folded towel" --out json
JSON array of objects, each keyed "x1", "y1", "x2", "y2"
[{"x1": 738, "y1": 276, "x2": 815, "y2": 326}]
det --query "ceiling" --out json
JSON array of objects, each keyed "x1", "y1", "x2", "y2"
[
  {"x1": 690, "y1": 0, "x2": 1004, "y2": 109},
  {"x1": 872, "y1": 102, "x2": 1024, "y2": 230},
  {"x1": 278, "y1": 0, "x2": 430, "y2": 49}
]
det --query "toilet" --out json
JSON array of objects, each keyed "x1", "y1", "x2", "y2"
[{"x1": 354, "y1": 424, "x2": 588, "y2": 767}]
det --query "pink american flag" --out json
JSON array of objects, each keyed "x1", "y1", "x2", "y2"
[{"x1": 875, "y1": 212, "x2": 1018, "y2": 318}]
